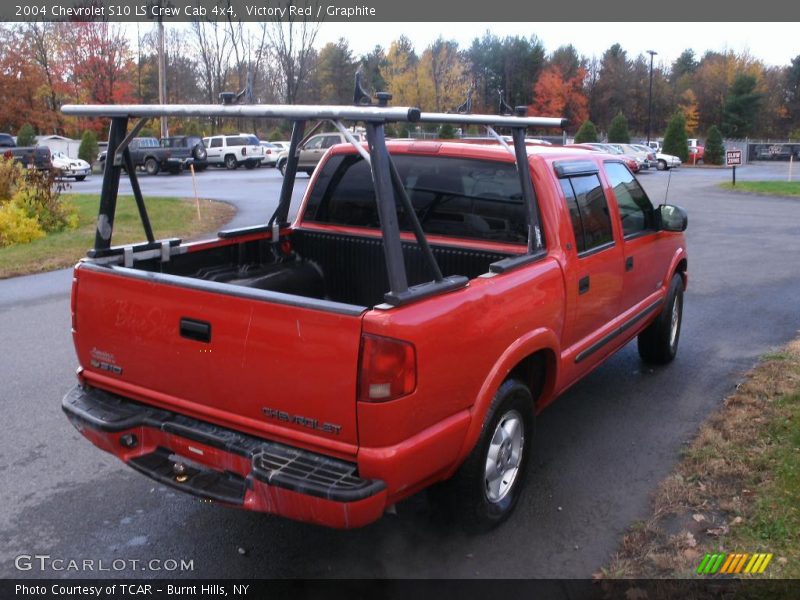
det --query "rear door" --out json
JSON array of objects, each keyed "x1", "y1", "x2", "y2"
[
  {"x1": 556, "y1": 168, "x2": 625, "y2": 366},
  {"x1": 205, "y1": 137, "x2": 223, "y2": 163}
]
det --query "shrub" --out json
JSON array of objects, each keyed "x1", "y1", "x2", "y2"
[
  {"x1": 607, "y1": 112, "x2": 630, "y2": 144},
  {"x1": 438, "y1": 123, "x2": 457, "y2": 139},
  {"x1": 574, "y1": 119, "x2": 599, "y2": 143},
  {"x1": 705, "y1": 126, "x2": 725, "y2": 165},
  {"x1": 0, "y1": 201, "x2": 45, "y2": 247},
  {"x1": 78, "y1": 130, "x2": 99, "y2": 165},
  {"x1": 663, "y1": 111, "x2": 690, "y2": 162},
  {"x1": 0, "y1": 157, "x2": 77, "y2": 247},
  {"x1": 16, "y1": 123, "x2": 37, "y2": 147}
]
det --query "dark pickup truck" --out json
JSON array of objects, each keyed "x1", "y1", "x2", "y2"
[
  {"x1": 61, "y1": 101, "x2": 688, "y2": 531},
  {"x1": 2, "y1": 145, "x2": 53, "y2": 170},
  {"x1": 99, "y1": 137, "x2": 193, "y2": 175}
]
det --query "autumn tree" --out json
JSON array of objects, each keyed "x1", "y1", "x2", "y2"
[
  {"x1": 663, "y1": 111, "x2": 689, "y2": 161},
  {"x1": 574, "y1": 119, "x2": 599, "y2": 143},
  {"x1": 607, "y1": 112, "x2": 630, "y2": 143},
  {"x1": 704, "y1": 125, "x2": 724, "y2": 165},
  {"x1": 418, "y1": 38, "x2": 467, "y2": 112},
  {"x1": 678, "y1": 89, "x2": 700, "y2": 134},
  {"x1": 382, "y1": 37, "x2": 420, "y2": 107},
  {"x1": 264, "y1": 1, "x2": 321, "y2": 104},
  {"x1": 529, "y1": 64, "x2": 588, "y2": 130},
  {"x1": 786, "y1": 55, "x2": 800, "y2": 130}
]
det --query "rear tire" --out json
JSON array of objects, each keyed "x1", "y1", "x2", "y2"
[
  {"x1": 638, "y1": 273, "x2": 684, "y2": 364},
  {"x1": 144, "y1": 158, "x2": 160, "y2": 176},
  {"x1": 278, "y1": 161, "x2": 287, "y2": 176},
  {"x1": 244, "y1": 160, "x2": 257, "y2": 170},
  {"x1": 224, "y1": 154, "x2": 238, "y2": 170},
  {"x1": 428, "y1": 379, "x2": 533, "y2": 531},
  {"x1": 657, "y1": 159, "x2": 667, "y2": 171}
]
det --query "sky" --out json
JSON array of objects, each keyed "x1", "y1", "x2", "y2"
[{"x1": 309, "y1": 22, "x2": 800, "y2": 68}]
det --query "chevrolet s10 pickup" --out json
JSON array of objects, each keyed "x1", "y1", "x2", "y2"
[{"x1": 61, "y1": 99, "x2": 687, "y2": 530}]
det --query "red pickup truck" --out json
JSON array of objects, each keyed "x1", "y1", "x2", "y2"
[{"x1": 61, "y1": 102, "x2": 687, "y2": 530}]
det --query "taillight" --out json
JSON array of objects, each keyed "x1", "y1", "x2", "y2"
[
  {"x1": 358, "y1": 334, "x2": 416, "y2": 402},
  {"x1": 242, "y1": 147, "x2": 247, "y2": 155},
  {"x1": 70, "y1": 273, "x2": 79, "y2": 332}
]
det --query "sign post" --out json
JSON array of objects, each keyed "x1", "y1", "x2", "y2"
[{"x1": 726, "y1": 149, "x2": 742, "y2": 186}]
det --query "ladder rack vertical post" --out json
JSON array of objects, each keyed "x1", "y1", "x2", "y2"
[
  {"x1": 94, "y1": 117, "x2": 128, "y2": 253},
  {"x1": 511, "y1": 127, "x2": 543, "y2": 253},
  {"x1": 270, "y1": 120, "x2": 306, "y2": 227},
  {"x1": 365, "y1": 122, "x2": 409, "y2": 296}
]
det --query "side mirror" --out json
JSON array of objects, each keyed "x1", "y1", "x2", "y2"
[{"x1": 658, "y1": 204, "x2": 688, "y2": 232}]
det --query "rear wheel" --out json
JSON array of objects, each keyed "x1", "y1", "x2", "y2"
[
  {"x1": 144, "y1": 157, "x2": 160, "y2": 176},
  {"x1": 75, "y1": 175, "x2": 86, "y2": 181},
  {"x1": 224, "y1": 154, "x2": 238, "y2": 170},
  {"x1": 657, "y1": 159, "x2": 667, "y2": 171},
  {"x1": 428, "y1": 379, "x2": 533, "y2": 531},
  {"x1": 638, "y1": 273, "x2": 684, "y2": 364},
  {"x1": 278, "y1": 160, "x2": 287, "y2": 176},
  {"x1": 244, "y1": 160, "x2": 257, "y2": 170}
]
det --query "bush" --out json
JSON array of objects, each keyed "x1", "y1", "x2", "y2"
[
  {"x1": 705, "y1": 126, "x2": 725, "y2": 165},
  {"x1": 0, "y1": 201, "x2": 45, "y2": 247},
  {"x1": 663, "y1": 112, "x2": 689, "y2": 162},
  {"x1": 438, "y1": 123, "x2": 457, "y2": 139},
  {"x1": 607, "y1": 112, "x2": 630, "y2": 144},
  {"x1": 0, "y1": 157, "x2": 77, "y2": 247},
  {"x1": 78, "y1": 130, "x2": 99, "y2": 165},
  {"x1": 574, "y1": 120, "x2": 599, "y2": 143},
  {"x1": 16, "y1": 123, "x2": 37, "y2": 147}
]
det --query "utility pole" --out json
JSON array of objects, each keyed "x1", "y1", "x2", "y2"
[{"x1": 646, "y1": 50, "x2": 658, "y2": 144}]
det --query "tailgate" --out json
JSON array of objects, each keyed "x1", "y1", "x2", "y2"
[{"x1": 72, "y1": 265, "x2": 365, "y2": 448}]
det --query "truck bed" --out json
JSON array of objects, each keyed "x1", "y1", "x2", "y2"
[{"x1": 127, "y1": 229, "x2": 515, "y2": 308}]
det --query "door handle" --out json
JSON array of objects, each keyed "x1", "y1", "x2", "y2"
[
  {"x1": 180, "y1": 318, "x2": 211, "y2": 343},
  {"x1": 579, "y1": 276, "x2": 590, "y2": 295},
  {"x1": 626, "y1": 256, "x2": 634, "y2": 271}
]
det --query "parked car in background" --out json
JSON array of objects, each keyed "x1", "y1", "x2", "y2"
[
  {"x1": 203, "y1": 134, "x2": 262, "y2": 169},
  {"x1": 270, "y1": 141, "x2": 291, "y2": 151},
  {"x1": 0, "y1": 133, "x2": 15, "y2": 147},
  {"x1": 3, "y1": 145, "x2": 52, "y2": 170},
  {"x1": 98, "y1": 137, "x2": 194, "y2": 175},
  {"x1": 569, "y1": 143, "x2": 641, "y2": 173},
  {"x1": 276, "y1": 131, "x2": 366, "y2": 176},
  {"x1": 161, "y1": 135, "x2": 208, "y2": 171},
  {"x1": 629, "y1": 144, "x2": 658, "y2": 169},
  {"x1": 51, "y1": 150, "x2": 91, "y2": 181},
  {"x1": 260, "y1": 141, "x2": 280, "y2": 167},
  {"x1": 654, "y1": 151, "x2": 681, "y2": 171},
  {"x1": 646, "y1": 140, "x2": 662, "y2": 153}
]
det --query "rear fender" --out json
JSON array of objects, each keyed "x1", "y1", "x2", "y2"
[{"x1": 451, "y1": 328, "x2": 560, "y2": 473}]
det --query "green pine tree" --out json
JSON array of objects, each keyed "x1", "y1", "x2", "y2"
[
  {"x1": 574, "y1": 119, "x2": 599, "y2": 143},
  {"x1": 438, "y1": 123, "x2": 457, "y2": 139},
  {"x1": 607, "y1": 112, "x2": 630, "y2": 144},
  {"x1": 78, "y1": 130, "x2": 99, "y2": 165},
  {"x1": 16, "y1": 123, "x2": 36, "y2": 147},
  {"x1": 705, "y1": 126, "x2": 725, "y2": 165},
  {"x1": 662, "y1": 112, "x2": 689, "y2": 162}
]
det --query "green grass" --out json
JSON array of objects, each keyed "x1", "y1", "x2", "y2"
[
  {"x1": 731, "y1": 391, "x2": 800, "y2": 576},
  {"x1": 0, "y1": 194, "x2": 234, "y2": 278},
  {"x1": 720, "y1": 181, "x2": 800, "y2": 196}
]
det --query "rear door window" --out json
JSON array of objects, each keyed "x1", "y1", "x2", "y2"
[{"x1": 560, "y1": 174, "x2": 614, "y2": 254}]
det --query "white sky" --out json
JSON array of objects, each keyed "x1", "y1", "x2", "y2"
[{"x1": 310, "y1": 22, "x2": 800, "y2": 68}]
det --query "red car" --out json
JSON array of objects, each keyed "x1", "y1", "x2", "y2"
[{"x1": 62, "y1": 103, "x2": 688, "y2": 530}]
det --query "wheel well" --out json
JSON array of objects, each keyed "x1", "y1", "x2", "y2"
[
  {"x1": 507, "y1": 349, "x2": 556, "y2": 409},
  {"x1": 675, "y1": 258, "x2": 688, "y2": 288}
]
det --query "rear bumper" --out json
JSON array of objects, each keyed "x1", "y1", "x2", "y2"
[{"x1": 62, "y1": 385, "x2": 387, "y2": 528}]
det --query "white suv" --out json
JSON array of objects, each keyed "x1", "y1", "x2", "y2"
[{"x1": 202, "y1": 134, "x2": 263, "y2": 170}]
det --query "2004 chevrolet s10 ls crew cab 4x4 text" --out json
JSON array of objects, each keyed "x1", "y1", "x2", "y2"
[{"x1": 60, "y1": 99, "x2": 687, "y2": 530}]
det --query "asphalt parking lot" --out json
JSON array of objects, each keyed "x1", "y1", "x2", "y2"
[{"x1": 1, "y1": 161, "x2": 799, "y2": 579}]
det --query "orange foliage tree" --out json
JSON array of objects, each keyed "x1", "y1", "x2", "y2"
[{"x1": 528, "y1": 65, "x2": 588, "y2": 131}]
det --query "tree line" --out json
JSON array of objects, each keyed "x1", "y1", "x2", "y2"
[{"x1": 2, "y1": 20, "x2": 800, "y2": 142}]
